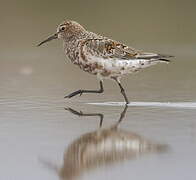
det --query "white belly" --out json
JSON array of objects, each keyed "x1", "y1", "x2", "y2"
[
  {"x1": 90, "y1": 57, "x2": 159, "y2": 79},
  {"x1": 78, "y1": 51, "x2": 162, "y2": 79}
]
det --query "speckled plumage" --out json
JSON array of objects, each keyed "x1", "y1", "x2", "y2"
[
  {"x1": 38, "y1": 20, "x2": 174, "y2": 104},
  {"x1": 57, "y1": 21, "x2": 173, "y2": 80}
]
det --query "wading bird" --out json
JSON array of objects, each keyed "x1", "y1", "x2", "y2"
[{"x1": 38, "y1": 20, "x2": 173, "y2": 104}]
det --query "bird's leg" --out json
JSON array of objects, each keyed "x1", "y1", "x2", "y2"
[
  {"x1": 114, "y1": 78, "x2": 129, "y2": 104},
  {"x1": 64, "y1": 107, "x2": 104, "y2": 127},
  {"x1": 64, "y1": 81, "x2": 104, "y2": 98},
  {"x1": 118, "y1": 105, "x2": 128, "y2": 124},
  {"x1": 112, "y1": 104, "x2": 128, "y2": 129}
]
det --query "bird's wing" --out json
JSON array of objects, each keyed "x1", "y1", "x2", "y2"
[{"x1": 79, "y1": 38, "x2": 173, "y2": 61}]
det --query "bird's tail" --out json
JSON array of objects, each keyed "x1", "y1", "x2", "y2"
[
  {"x1": 158, "y1": 58, "x2": 171, "y2": 62},
  {"x1": 156, "y1": 54, "x2": 174, "y2": 63},
  {"x1": 137, "y1": 53, "x2": 174, "y2": 63}
]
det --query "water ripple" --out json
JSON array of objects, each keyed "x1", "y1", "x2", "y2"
[{"x1": 88, "y1": 102, "x2": 196, "y2": 109}]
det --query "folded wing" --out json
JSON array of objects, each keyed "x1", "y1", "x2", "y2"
[{"x1": 80, "y1": 38, "x2": 174, "y2": 62}]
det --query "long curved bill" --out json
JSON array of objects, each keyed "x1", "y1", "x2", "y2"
[{"x1": 37, "y1": 33, "x2": 58, "y2": 46}]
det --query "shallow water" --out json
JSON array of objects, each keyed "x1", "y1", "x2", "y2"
[
  {"x1": 1, "y1": 0, "x2": 196, "y2": 179},
  {"x1": 89, "y1": 102, "x2": 196, "y2": 109},
  {"x1": 0, "y1": 60, "x2": 196, "y2": 180}
]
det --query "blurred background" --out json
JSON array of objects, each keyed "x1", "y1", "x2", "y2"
[
  {"x1": 0, "y1": 0, "x2": 196, "y2": 180},
  {"x1": 0, "y1": 0, "x2": 196, "y2": 100}
]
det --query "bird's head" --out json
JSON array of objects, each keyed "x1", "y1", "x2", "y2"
[{"x1": 37, "y1": 20, "x2": 86, "y2": 46}]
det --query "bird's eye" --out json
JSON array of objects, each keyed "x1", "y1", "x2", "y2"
[{"x1": 61, "y1": 27, "x2": 65, "y2": 31}]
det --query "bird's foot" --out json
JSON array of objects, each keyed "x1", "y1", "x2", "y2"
[
  {"x1": 64, "y1": 107, "x2": 83, "y2": 116},
  {"x1": 125, "y1": 101, "x2": 130, "y2": 105},
  {"x1": 64, "y1": 90, "x2": 83, "y2": 98}
]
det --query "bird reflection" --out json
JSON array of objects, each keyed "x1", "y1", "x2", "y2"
[{"x1": 59, "y1": 106, "x2": 168, "y2": 180}]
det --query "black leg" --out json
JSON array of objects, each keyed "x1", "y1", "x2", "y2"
[
  {"x1": 64, "y1": 81, "x2": 104, "y2": 98},
  {"x1": 65, "y1": 104, "x2": 128, "y2": 128},
  {"x1": 114, "y1": 79, "x2": 129, "y2": 104},
  {"x1": 117, "y1": 105, "x2": 128, "y2": 124},
  {"x1": 65, "y1": 107, "x2": 104, "y2": 127},
  {"x1": 111, "y1": 105, "x2": 128, "y2": 129}
]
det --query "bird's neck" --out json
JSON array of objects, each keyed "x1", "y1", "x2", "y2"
[{"x1": 62, "y1": 31, "x2": 89, "y2": 56}]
